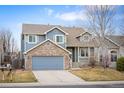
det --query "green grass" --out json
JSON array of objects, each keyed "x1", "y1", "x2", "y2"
[
  {"x1": 0, "y1": 70, "x2": 37, "y2": 83},
  {"x1": 70, "y1": 67, "x2": 124, "y2": 81}
]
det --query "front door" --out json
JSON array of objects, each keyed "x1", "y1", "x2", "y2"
[{"x1": 90, "y1": 47, "x2": 94, "y2": 57}]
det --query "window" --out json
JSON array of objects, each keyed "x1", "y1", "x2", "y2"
[
  {"x1": 83, "y1": 35, "x2": 89, "y2": 41},
  {"x1": 55, "y1": 35, "x2": 64, "y2": 44},
  {"x1": 28, "y1": 35, "x2": 37, "y2": 43},
  {"x1": 80, "y1": 47, "x2": 88, "y2": 57},
  {"x1": 111, "y1": 51, "x2": 117, "y2": 62}
]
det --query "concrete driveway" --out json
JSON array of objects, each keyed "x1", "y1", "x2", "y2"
[{"x1": 33, "y1": 71, "x2": 84, "y2": 85}]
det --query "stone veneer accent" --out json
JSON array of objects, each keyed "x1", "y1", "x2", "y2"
[{"x1": 25, "y1": 40, "x2": 71, "y2": 70}]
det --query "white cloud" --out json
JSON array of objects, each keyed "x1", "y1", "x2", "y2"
[
  {"x1": 45, "y1": 8, "x2": 54, "y2": 16},
  {"x1": 55, "y1": 10, "x2": 86, "y2": 21}
]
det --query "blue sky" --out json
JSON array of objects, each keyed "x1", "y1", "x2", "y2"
[{"x1": 0, "y1": 5, "x2": 123, "y2": 50}]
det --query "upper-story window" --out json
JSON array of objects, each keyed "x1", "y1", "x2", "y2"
[
  {"x1": 55, "y1": 35, "x2": 64, "y2": 44},
  {"x1": 28, "y1": 35, "x2": 37, "y2": 44}
]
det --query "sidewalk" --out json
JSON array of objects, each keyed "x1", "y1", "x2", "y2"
[{"x1": 0, "y1": 81, "x2": 124, "y2": 87}]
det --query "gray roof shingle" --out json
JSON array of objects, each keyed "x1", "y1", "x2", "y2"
[{"x1": 107, "y1": 36, "x2": 124, "y2": 47}]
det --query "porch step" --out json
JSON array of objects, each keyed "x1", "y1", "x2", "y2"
[
  {"x1": 72, "y1": 62, "x2": 79, "y2": 68},
  {"x1": 72, "y1": 62, "x2": 89, "y2": 68}
]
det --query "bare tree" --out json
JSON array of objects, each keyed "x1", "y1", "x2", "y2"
[
  {"x1": 0, "y1": 29, "x2": 18, "y2": 65},
  {"x1": 11, "y1": 38, "x2": 15, "y2": 54},
  {"x1": 85, "y1": 5, "x2": 116, "y2": 68},
  {"x1": 120, "y1": 12, "x2": 124, "y2": 35},
  {"x1": 0, "y1": 29, "x2": 12, "y2": 53},
  {"x1": 10, "y1": 37, "x2": 18, "y2": 60},
  {"x1": 0, "y1": 31, "x2": 6, "y2": 53},
  {"x1": 6, "y1": 30, "x2": 12, "y2": 54}
]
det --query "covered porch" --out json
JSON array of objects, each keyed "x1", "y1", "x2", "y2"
[{"x1": 67, "y1": 47, "x2": 99, "y2": 68}]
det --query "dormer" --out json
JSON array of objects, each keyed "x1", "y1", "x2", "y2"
[{"x1": 76, "y1": 32, "x2": 92, "y2": 42}]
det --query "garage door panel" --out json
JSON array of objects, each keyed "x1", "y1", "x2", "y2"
[{"x1": 32, "y1": 56, "x2": 64, "y2": 70}]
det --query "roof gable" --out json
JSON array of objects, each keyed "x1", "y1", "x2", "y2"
[
  {"x1": 44, "y1": 27, "x2": 68, "y2": 35},
  {"x1": 76, "y1": 31, "x2": 92, "y2": 38}
]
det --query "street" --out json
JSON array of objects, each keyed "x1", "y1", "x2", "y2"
[{"x1": 0, "y1": 84, "x2": 124, "y2": 88}]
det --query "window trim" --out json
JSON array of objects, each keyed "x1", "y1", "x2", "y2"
[
  {"x1": 28, "y1": 35, "x2": 37, "y2": 44},
  {"x1": 79, "y1": 47, "x2": 88, "y2": 58},
  {"x1": 55, "y1": 35, "x2": 64, "y2": 44}
]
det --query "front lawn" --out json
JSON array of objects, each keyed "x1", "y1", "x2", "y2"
[
  {"x1": 70, "y1": 67, "x2": 124, "y2": 81},
  {"x1": 0, "y1": 70, "x2": 37, "y2": 83}
]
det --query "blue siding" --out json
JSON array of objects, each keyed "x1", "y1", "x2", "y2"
[
  {"x1": 23, "y1": 28, "x2": 66, "y2": 52},
  {"x1": 26, "y1": 42, "x2": 36, "y2": 51},
  {"x1": 32, "y1": 56, "x2": 64, "y2": 70},
  {"x1": 38, "y1": 35, "x2": 45, "y2": 42},
  {"x1": 25, "y1": 35, "x2": 45, "y2": 51},
  {"x1": 46, "y1": 28, "x2": 66, "y2": 48}
]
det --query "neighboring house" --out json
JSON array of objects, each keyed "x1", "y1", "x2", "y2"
[{"x1": 21, "y1": 24, "x2": 124, "y2": 70}]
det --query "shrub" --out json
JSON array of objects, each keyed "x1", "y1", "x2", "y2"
[{"x1": 116, "y1": 57, "x2": 124, "y2": 71}]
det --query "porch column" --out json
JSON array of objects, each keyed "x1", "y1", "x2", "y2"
[
  {"x1": 78, "y1": 47, "x2": 79, "y2": 62},
  {"x1": 88, "y1": 47, "x2": 90, "y2": 63},
  {"x1": 75, "y1": 47, "x2": 76, "y2": 62}
]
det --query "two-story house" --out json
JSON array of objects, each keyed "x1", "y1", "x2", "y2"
[{"x1": 21, "y1": 24, "x2": 124, "y2": 70}]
